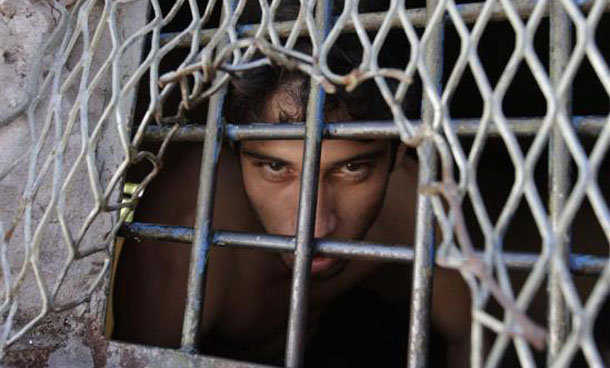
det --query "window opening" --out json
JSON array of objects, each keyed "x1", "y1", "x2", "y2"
[
  {"x1": 111, "y1": 0, "x2": 610, "y2": 366},
  {"x1": 1, "y1": 0, "x2": 609, "y2": 366}
]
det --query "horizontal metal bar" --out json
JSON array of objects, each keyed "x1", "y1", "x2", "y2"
[
  {"x1": 108, "y1": 341, "x2": 278, "y2": 368},
  {"x1": 144, "y1": 116, "x2": 608, "y2": 142},
  {"x1": 119, "y1": 222, "x2": 608, "y2": 275},
  {"x1": 120, "y1": 222, "x2": 415, "y2": 262},
  {"x1": 160, "y1": 0, "x2": 607, "y2": 48}
]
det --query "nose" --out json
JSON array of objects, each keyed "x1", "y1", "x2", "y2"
[{"x1": 314, "y1": 184, "x2": 338, "y2": 238}]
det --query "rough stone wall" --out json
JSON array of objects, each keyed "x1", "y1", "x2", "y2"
[
  {"x1": 0, "y1": 1, "x2": 146, "y2": 366},
  {"x1": 0, "y1": 0, "x2": 51, "y2": 124}
]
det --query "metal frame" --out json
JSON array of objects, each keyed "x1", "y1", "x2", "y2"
[
  {"x1": 119, "y1": 222, "x2": 608, "y2": 276},
  {"x1": 143, "y1": 117, "x2": 609, "y2": 142},
  {"x1": 115, "y1": 0, "x2": 610, "y2": 367}
]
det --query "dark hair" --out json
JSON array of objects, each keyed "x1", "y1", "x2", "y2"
[
  {"x1": 225, "y1": 0, "x2": 421, "y2": 124},
  {"x1": 225, "y1": 42, "x2": 378, "y2": 124},
  {"x1": 224, "y1": 35, "x2": 420, "y2": 125}
]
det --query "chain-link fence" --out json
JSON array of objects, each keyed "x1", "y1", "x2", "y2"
[{"x1": 0, "y1": 0, "x2": 609, "y2": 366}]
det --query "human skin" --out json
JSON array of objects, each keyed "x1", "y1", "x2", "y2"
[
  {"x1": 112, "y1": 85, "x2": 473, "y2": 366},
  {"x1": 238, "y1": 86, "x2": 393, "y2": 279},
  {"x1": 112, "y1": 123, "x2": 610, "y2": 367}
]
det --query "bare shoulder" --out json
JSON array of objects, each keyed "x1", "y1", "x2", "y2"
[
  {"x1": 431, "y1": 267, "x2": 471, "y2": 340},
  {"x1": 113, "y1": 143, "x2": 255, "y2": 346}
]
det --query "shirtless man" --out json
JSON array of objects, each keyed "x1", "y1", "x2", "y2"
[{"x1": 112, "y1": 37, "x2": 472, "y2": 366}]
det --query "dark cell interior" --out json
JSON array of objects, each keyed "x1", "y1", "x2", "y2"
[{"x1": 114, "y1": 1, "x2": 610, "y2": 367}]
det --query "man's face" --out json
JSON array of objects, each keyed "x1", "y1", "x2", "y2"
[{"x1": 238, "y1": 86, "x2": 393, "y2": 278}]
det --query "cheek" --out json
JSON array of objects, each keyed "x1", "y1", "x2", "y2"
[
  {"x1": 241, "y1": 166, "x2": 300, "y2": 235},
  {"x1": 335, "y1": 174, "x2": 389, "y2": 237}
]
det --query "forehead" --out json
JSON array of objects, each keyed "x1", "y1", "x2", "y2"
[
  {"x1": 241, "y1": 139, "x2": 388, "y2": 164},
  {"x1": 261, "y1": 82, "x2": 352, "y2": 123},
  {"x1": 249, "y1": 79, "x2": 384, "y2": 159}
]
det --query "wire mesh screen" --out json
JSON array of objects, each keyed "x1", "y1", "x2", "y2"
[{"x1": 0, "y1": 0, "x2": 609, "y2": 366}]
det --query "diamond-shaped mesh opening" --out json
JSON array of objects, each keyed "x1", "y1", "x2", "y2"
[
  {"x1": 476, "y1": 20, "x2": 517, "y2": 88},
  {"x1": 353, "y1": 0, "x2": 394, "y2": 14},
  {"x1": 471, "y1": 139, "x2": 516, "y2": 223},
  {"x1": 598, "y1": 145, "x2": 610, "y2": 206},
  {"x1": 503, "y1": 198, "x2": 544, "y2": 254},
  {"x1": 594, "y1": 13, "x2": 610, "y2": 56},
  {"x1": 160, "y1": 0, "x2": 223, "y2": 31},
  {"x1": 502, "y1": 62, "x2": 548, "y2": 118},
  {"x1": 482, "y1": 270, "x2": 547, "y2": 364},
  {"x1": 573, "y1": 58, "x2": 610, "y2": 117},
  {"x1": 133, "y1": 48, "x2": 212, "y2": 125},
  {"x1": 446, "y1": 67, "x2": 484, "y2": 119},
  {"x1": 52, "y1": 252, "x2": 108, "y2": 307}
]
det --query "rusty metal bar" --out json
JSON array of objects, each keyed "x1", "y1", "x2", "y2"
[
  {"x1": 179, "y1": 86, "x2": 225, "y2": 352},
  {"x1": 159, "y1": 0, "x2": 609, "y2": 48},
  {"x1": 119, "y1": 222, "x2": 609, "y2": 275},
  {"x1": 179, "y1": 0, "x2": 232, "y2": 346},
  {"x1": 283, "y1": 0, "x2": 332, "y2": 365},
  {"x1": 143, "y1": 116, "x2": 609, "y2": 142},
  {"x1": 547, "y1": 0, "x2": 573, "y2": 362}
]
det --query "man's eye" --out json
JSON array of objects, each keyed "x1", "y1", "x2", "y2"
[
  {"x1": 344, "y1": 162, "x2": 365, "y2": 172},
  {"x1": 265, "y1": 161, "x2": 287, "y2": 172},
  {"x1": 257, "y1": 161, "x2": 292, "y2": 180},
  {"x1": 338, "y1": 162, "x2": 372, "y2": 179}
]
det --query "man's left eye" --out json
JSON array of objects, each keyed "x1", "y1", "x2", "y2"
[
  {"x1": 344, "y1": 162, "x2": 365, "y2": 172},
  {"x1": 339, "y1": 162, "x2": 372, "y2": 177}
]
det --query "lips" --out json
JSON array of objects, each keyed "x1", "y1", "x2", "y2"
[
  {"x1": 310, "y1": 255, "x2": 339, "y2": 275},
  {"x1": 279, "y1": 253, "x2": 347, "y2": 279}
]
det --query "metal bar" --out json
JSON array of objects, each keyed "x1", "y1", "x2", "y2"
[
  {"x1": 547, "y1": 0, "x2": 573, "y2": 362},
  {"x1": 406, "y1": 124, "x2": 437, "y2": 367},
  {"x1": 283, "y1": 70, "x2": 321, "y2": 367},
  {"x1": 282, "y1": 70, "x2": 322, "y2": 368},
  {"x1": 119, "y1": 222, "x2": 609, "y2": 275},
  {"x1": 179, "y1": 65, "x2": 227, "y2": 353},
  {"x1": 143, "y1": 116, "x2": 609, "y2": 142},
  {"x1": 159, "y1": 0, "x2": 608, "y2": 48},
  {"x1": 406, "y1": 0, "x2": 443, "y2": 366},
  {"x1": 284, "y1": 0, "x2": 331, "y2": 365}
]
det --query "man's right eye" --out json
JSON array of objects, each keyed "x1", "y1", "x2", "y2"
[
  {"x1": 254, "y1": 160, "x2": 293, "y2": 181},
  {"x1": 265, "y1": 161, "x2": 286, "y2": 172}
]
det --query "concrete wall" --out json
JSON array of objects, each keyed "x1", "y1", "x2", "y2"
[{"x1": 0, "y1": 1, "x2": 148, "y2": 366}]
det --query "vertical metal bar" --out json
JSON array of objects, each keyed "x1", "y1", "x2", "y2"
[
  {"x1": 180, "y1": 73, "x2": 227, "y2": 353},
  {"x1": 284, "y1": 0, "x2": 331, "y2": 366},
  {"x1": 547, "y1": 0, "x2": 572, "y2": 363},
  {"x1": 284, "y1": 82, "x2": 324, "y2": 368},
  {"x1": 406, "y1": 1, "x2": 443, "y2": 368},
  {"x1": 407, "y1": 146, "x2": 437, "y2": 368}
]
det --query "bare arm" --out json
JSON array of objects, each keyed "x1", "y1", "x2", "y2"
[{"x1": 432, "y1": 267, "x2": 472, "y2": 368}]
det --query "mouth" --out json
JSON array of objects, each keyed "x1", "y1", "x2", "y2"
[
  {"x1": 280, "y1": 254, "x2": 348, "y2": 280},
  {"x1": 311, "y1": 255, "x2": 339, "y2": 274}
]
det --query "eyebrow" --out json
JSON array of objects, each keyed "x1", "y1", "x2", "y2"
[
  {"x1": 241, "y1": 149, "x2": 290, "y2": 164},
  {"x1": 330, "y1": 147, "x2": 388, "y2": 167},
  {"x1": 241, "y1": 146, "x2": 388, "y2": 167}
]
